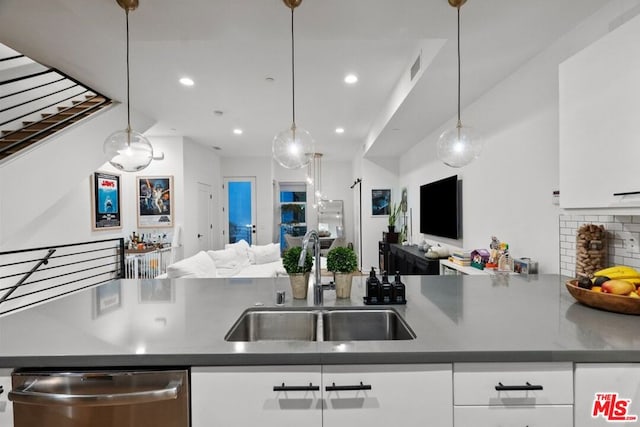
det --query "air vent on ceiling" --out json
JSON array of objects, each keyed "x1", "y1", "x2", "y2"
[{"x1": 410, "y1": 54, "x2": 421, "y2": 81}]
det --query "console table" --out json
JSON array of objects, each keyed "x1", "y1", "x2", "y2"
[{"x1": 385, "y1": 243, "x2": 440, "y2": 275}]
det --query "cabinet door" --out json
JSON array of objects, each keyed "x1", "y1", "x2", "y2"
[
  {"x1": 322, "y1": 364, "x2": 452, "y2": 427},
  {"x1": 559, "y1": 14, "x2": 640, "y2": 208},
  {"x1": 575, "y1": 363, "x2": 640, "y2": 426},
  {"x1": 0, "y1": 370, "x2": 12, "y2": 427},
  {"x1": 191, "y1": 365, "x2": 322, "y2": 427},
  {"x1": 454, "y1": 405, "x2": 573, "y2": 427}
]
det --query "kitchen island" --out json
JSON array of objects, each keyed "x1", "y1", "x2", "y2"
[
  {"x1": 0, "y1": 274, "x2": 638, "y2": 427},
  {"x1": 0, "y1": 273, "x2": 636, "y2": 367}
]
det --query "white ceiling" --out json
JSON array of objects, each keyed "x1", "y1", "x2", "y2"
[{"x1": 0, "y1": 0, "x2": 610, "y2": 162}]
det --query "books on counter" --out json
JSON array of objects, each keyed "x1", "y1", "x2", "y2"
[{"x1": 448, "y1": 255, "x2": 471, "y2": 266}]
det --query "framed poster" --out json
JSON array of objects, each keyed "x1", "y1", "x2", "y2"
[
  {"x1": 137, "y1": 176, "x2": 174, "y2": 228},
  {"x1": 91, "y1": 171, "x2": 122, "y2": 230},
  {"x1": 371, "y1": 189, "x2": 391, "y2": 216}
]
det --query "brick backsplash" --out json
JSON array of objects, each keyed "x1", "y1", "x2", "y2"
[{"x1": 559, "y1": 215, "x2": 640, "y2": 277}]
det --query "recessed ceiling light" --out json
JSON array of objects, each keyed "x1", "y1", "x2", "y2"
[
  {"x1": 179, "y1": 77, "x2": 194, "y2": 86},
  {"x1": 344, "y1": 74, "x2": 358, "y2": 84},
  {"x1": 335, "y1": 127, "x2": 345, "y2": 134},
  {"x1": 233, "y1": 129, "x2": 243, "y2": 135}
]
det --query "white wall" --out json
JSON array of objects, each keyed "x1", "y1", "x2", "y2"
[
  {"x1": 183, "y1": 139, "x2": 221, "y2": 255},
  {"x1": 396, "y1": 0, "x2": 640, "y2": 274}
]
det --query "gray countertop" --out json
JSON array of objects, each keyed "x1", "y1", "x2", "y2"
[{"x1": 0, "y1": 274, "x2": 638, "y2": 368}]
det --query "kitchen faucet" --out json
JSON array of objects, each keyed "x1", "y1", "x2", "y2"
[{"x1": 298, "y1": 229, "x2": 323, "y2": 305}]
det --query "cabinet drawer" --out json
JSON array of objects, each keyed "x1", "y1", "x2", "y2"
[
  {"x1": 454, "y1": 405, "x2": 573, "y2": 427},
  {"x1": 454, "y1": 362, "x2": 573, "y2": 405}
]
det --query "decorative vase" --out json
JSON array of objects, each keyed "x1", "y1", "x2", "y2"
[
  {"x1": 334, "y1": 272, "x2": 353, "y2": 299},
  {"x1": 289, "y1": 273, "x2": 309, "y2": 299}
]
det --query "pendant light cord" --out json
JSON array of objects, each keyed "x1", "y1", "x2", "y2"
[
  {"x1": 290, "y1": 7, "x2": 296, "y2": 128},
  {"x1": 456, "y1": 6, "x2": 461, "y2": 125},
  {"x1": 125, "y1": 9, "x2": 132, "y2": 133}
]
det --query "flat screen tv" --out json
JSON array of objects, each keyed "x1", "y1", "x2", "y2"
[{"x1": 419, "y1": 175, "x2": 461, "y2": 239}]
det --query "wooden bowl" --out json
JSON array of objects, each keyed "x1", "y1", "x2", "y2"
[{"x1": 565, "y1": 280, "x2": 640, "y2": 315}]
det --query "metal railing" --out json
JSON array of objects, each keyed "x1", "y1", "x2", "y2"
[
  {"x1": 0, "y1": 51, "x2": 110, "y2": 159},
  {"x1": 0, "y1": 238, "x2": 124, "y2": 316}
]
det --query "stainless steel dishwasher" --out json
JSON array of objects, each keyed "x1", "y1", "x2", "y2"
[{"x1": 8, "y1": 369, "x2": 189, "y2": 427}]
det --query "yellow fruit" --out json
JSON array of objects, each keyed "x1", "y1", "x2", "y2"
[
  {"x1": 628, "y1": 291, "x2": 640, "y2": 299},
  {"x1": 594, "y1": 266, "x2": 640, "y2": 278},
  {"x1": 591, "y1": 286, "x2": 602, "y2": 292},
  {"x1": 601, "y1": 280, "x2": 636, "y2": 295}
]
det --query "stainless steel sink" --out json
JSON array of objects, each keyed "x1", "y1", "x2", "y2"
[
  {"x1": 321, "y1": 308, "x2": 416, "y2": 341},
  {"x1": 225, "y1": 307, "x2": 415, "y2": 342},
  {"x1": 225, "y1": 308, "x2": 318, "y2": 342}
]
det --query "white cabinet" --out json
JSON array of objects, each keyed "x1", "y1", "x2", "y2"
[
  {"x1": 0, "y1": 370, "x2": 13, "y2": 427},
  {"x1": 575, "y1": 363, "x2": 640, "y2": 426},
  {"x1": 559, "y1": 14, "x2": 640, "y2": 209},
  {"x1": 453, "y1": 362, "x2": 573, "y2": 427},
  {"x1": 322, "y1": 364, "x2": 452, "y2": 427},
  {"x1": 191, "y1": 364, "x2": 452, "y2": 427},
  {"x1": 191, "y1": 365, "x2": 322, "y2": 427}
]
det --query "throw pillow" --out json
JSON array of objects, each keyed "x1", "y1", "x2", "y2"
[
  {"x1": 166, "y1": 251, "x2": 217, "y2": 279},
  {"x1": 248, "y1": 243, "x2": 281, "y2": 265},
  {"x1": 208, "y1": 248, "x2": 250, "y2": 276},
  {"x1": 225, "y1": 239, "x2": 250, "y2": 258}
]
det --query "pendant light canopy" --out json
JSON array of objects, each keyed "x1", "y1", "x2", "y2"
[
  {"x1": 103, "y1": 0, "x2": 154, "y2": 172},
  {"x1": 272, "y1": 0, "x2": 314, "y2": 170},
  {"x1": 437, "y1": 0, "x2": 483, "y2": 168}
]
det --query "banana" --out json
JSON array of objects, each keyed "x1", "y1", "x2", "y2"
[
  {"x1": 594, "y1": 265, "x2": 639, "y2": 278},
  {"x1": 618, "y1": 277, "x2": 640, "y2": 285}
]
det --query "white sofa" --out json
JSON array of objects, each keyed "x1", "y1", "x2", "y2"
[{"x1": 157, "y1": 240, "x2": 287, "y2": 279}]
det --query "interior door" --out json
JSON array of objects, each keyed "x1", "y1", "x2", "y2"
[
  {"x1": 197, "y1": 182, "x2": 213, "y2": 251},
  {"x1": 224, "y1": 177, "x2": 257, "y2": 245}
]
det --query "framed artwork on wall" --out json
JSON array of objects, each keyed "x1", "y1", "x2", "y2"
[
  {"x1": 91, "y1": 171, "x2": 122, "y2": 230},
  {"x1": 371, "y1": 189, "x2": 391, "y2": 216},
  {"x1": 137, "y1": 176, "x2": 174, "y2": 228}
]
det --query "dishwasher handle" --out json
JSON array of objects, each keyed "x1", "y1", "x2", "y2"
[{"x1": 8, "y1": 379, "x2": 182, "y2": 407}]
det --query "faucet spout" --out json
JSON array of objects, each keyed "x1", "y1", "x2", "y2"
[{"x1": 299, "y1": 230, "x2": 323, "y2": 305}]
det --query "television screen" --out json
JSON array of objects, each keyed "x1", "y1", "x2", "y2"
[{"x1": 419, "y1": 175, "x2": 461, "y2": 239}]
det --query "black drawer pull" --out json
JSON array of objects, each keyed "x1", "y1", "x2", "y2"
[
  {"x1": 495, "y1": 381, "x2": 543, "y2": 391},
  {"x1": 273, "y1": 383, "x2": 319, "y2": 392},
  {"x1": 0, "y1": 385, "x2": 3, "y2": 395},
  {"x1": 325, "y1": 382, "x2": 372, "y2": 392},
  {"x1": 613, "y1": 191, "x2": 640, "y2": 196}
]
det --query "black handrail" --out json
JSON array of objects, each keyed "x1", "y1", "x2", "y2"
[
  {"x1": 0, "y1": 82, "x2": 79, "y2": 114},
  {"x1": 0, "y1": 54, "x2": 25, "y2": 62},
  {"x1": 0, "y1": 69, "x2": 56, "y2": 87},
  {"x1": 0, "y1": 76, "x2": 66, "y2": 101},
  {"x1": 0, "y1": 88, "x2": 90, "y2": 129},
  {"x1": 0, "y1": 239, "x2": 125, "y2": 315},
  {"x1": 0, "y1": 249, "x2": 55, "y2": 304}
]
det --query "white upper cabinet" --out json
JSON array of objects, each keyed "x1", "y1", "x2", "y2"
[{"x1": 559, "y1": 14, "x2": 640, "y2": 209}]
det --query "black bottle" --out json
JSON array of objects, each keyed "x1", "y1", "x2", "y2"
[
  {"x1": 393, "y1": 271, "x2": 406, "y2": 304},
  {"x1": 366, "y1": 267, "x2": 380, "y2": 303},
  {"x1": 381, "y1": 271, "x2": 393, "y2": 304}
]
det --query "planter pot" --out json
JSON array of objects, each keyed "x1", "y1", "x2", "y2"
[
  {"x1": 334, "y1": 272, "x2": 353, "y2": 299},
  {"x1": 289, "y1": 273, "x2": 310, "y2": 299},
  {"x1": 386, "y1": 232, "x2": 399, "y2": 244},
  {"x1": 388, "y1": 225, "x2": 396, "y2": 233}
]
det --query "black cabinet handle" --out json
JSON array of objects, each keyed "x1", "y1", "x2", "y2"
[
  {"x1": 613, "y1": 191, "x2": 640, "y2": 196},
  {"x1": 273, "y1": 383, "x2": 319, "y2": 392},
  {"x1": 495, "y1": 381, "x2": 543, "y2": 391},
  {"x1": 0, "y1": 385, "x2": 3, "y2": 395},
  {"x1": 325, "y1": 382, "x2": 372, "y2": 392}
]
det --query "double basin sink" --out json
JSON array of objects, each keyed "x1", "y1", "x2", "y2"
[{"x1": 225, "y1": 307, "x2": 416, "y2": 342}]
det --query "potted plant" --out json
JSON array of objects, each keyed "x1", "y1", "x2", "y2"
[
  {"x1": 386, "y1": 202, "x2": 401, "y2": 243},
  {"x1": 326, "y1": 246, "x2": 358, "y2": 299},
  {"x1": 282, "y1": 246, "x2": 313, "y2": 299}
]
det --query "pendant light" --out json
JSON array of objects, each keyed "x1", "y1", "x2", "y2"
[
  {"x1": 272, "y1": 0, "x2": 314, "y2": 170},
  {"x1": 103, "y1": 0, "x2": 154, "y2": 172},
  {"x1": 437, "y1": 0, "x2": 482, "y2": 168}
]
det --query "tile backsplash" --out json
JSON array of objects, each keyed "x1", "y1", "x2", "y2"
[{"x1": 560, "y1": 215, "x2": 640, "y2": 277}]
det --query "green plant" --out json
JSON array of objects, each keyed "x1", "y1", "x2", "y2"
[
  {"x1": 282, "y1": 246, "x2": 312, "y2": 274},
  {"x1": 326, "y1": 246, "x2": 358, "y2": 273},
  {"x1": 388, "y1": 202, "x2": 401, "y2": 228}
]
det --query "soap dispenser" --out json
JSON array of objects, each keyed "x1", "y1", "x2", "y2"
[
  {"x1": 393, "y1": 271, "x2": 406, "y2": 304},
  {"x1": 381, "y1": 271, "x2": 393, "y2": 304},
  {"x1": 366, "y1": 267, "x2": 380, "y2": 304}
]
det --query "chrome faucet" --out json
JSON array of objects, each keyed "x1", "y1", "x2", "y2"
[{"x1": 298, "y1": 229, "x2": 323, "y2": 305}]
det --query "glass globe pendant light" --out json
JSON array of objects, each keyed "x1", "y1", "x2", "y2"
[
  {"x1": 437, "y1": 0, "x2": 482, "y2": 168},
  {"x1": 103, "y1": 0, "x2": 154, "y2": 172},
  {"x1": 272, "y1": 0, "x2": 314, "y2": 169}
]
